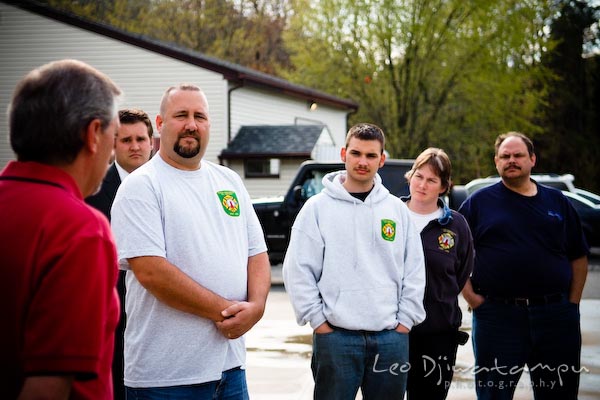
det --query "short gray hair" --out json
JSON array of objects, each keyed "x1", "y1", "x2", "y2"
[{"x1": 9, "y1": 59, "x2": 122, "y2": 165}]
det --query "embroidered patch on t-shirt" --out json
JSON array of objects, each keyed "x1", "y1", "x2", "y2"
[{"x1": 217, "y1": 191, "x2": 240, "y2": 217}]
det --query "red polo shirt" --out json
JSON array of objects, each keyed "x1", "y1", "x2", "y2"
[{"x1": 0, "y1": 161, "x2": 119, "y2": 399}]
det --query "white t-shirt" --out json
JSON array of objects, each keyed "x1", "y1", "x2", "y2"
[
  {"x1": 408, "y1": 207, "x2": 443, "y2": 232},
  {"x1": 111, "y1": 155, "x2": 267, "y2": 388}
]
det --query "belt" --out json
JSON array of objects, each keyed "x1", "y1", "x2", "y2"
[{"x1": 485, "y1": 293, "x2": 564, "y2": 307}]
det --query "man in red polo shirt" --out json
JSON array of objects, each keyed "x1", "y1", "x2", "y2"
[{"x1": 0, "y1": 59, "x2": 122, "y2": 399}]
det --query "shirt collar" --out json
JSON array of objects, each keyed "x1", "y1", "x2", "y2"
[
  {"x1": 114, "y1": 161, "x2": 130, "y2": 181},
  {"x1": 0, "y1": 160, "x2": 82, "y2": 198}
]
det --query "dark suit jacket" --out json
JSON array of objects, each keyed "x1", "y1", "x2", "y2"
[
  {"x1": 86, "y1": 163, "x2": 121, "y2": 221},
  {"x1": 85, "y1": 163, "x2": 126, "y2": 400}
]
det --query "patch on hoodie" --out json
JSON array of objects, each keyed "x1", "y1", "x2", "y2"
[
  {"x1": 217, "y1": 190, "x2": 240, "y2": 217},
  {"x1": 438, "y1": 229, "x2": 455, "y2": 251},
  {"x1": 381, "y1": 219, "x2": 396, "y2": 241}
]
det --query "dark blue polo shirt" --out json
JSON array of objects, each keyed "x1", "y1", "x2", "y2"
[{"x1": 459, "y1": 181, "x2": 589, "y2": 297}]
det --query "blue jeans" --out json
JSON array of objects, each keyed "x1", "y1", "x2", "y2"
[
  {"x1": 472, "y1": 295, "x2": 581, "y2": 400},
  {"x1": 125, "y1": 367, "x2": 249, "y2": 400},
  {"x1": 311, "y1": 327, "x2": 409, "y2": 400}
]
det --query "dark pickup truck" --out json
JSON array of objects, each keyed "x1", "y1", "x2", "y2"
[{"x1": 252, "y1": 159, "x2": 415, "y2": 265}]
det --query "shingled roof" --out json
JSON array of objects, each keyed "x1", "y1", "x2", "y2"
[{"x1": 220, "y1": 125, "x2": 328, "y2": 159}]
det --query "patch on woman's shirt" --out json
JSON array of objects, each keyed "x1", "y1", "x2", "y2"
[
  {"x1": 438, "y1": 229, "x2": 455, "y2": 251},
  {"x1": 381, "y1": 219, "x2": 396, "y2": 241},
  {"x1": 217, "y1": 191, "x2": 240, "y2": 217}
]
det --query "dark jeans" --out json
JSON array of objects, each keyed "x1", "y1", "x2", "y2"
[
  {"x1": 407, "y1": 330, "x2": 459, "y2": 400},
  {"x1": 472, "y1": 295, "x2": 581, "y2": 400},
  {"x1": 311, "y1": 327, "x2": 409, "y2": 400},
  {"x1": 125, "y1": 367, "x2": 248, "y2": 400}
]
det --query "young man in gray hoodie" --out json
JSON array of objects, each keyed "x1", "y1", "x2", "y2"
[{"x1": 283, "y1": 123, "x2": 426, "y2": 399}]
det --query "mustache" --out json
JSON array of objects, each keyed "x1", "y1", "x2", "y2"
[
  {"x1": 178, "y1": 130, "x2": 199, "y2": 140},
  {"x1": 504, "y1": 164, "x2": 521, "y2": 171}
]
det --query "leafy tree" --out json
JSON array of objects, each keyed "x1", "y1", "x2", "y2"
[
  {"x1": 206, "y1": 0, "x2": 293, "y2": 74},
  {"x1": 536, "y1": 0, "x2": 600, "y2": 193},
  {"x1": 282, "y1": 0, "x2": 556, "y2": 183},
  {"x1": 42, "y1": 0, "x2": 599, "y2": 190},
  {"x1": 46, "y1": 0, "x2": 293, "y2": 75}
]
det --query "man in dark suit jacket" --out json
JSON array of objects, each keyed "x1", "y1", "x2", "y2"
[
  {"x1": 86, "y1": 108, "x2": 154, "y2": 400},
  {"x1": 86, "y1": 161, "x2": 121, "y2": 218},
  {"x1": 87, "y1": 109, "x2": 154, "y2": 219}
]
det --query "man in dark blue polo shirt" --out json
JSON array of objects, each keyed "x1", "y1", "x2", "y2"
[{"x1": 459, "y1": 131, "x2": 589, "y2": 400}]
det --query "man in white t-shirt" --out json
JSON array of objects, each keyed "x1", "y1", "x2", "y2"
[
  {"x1": 111, "y1": 84, "x2": 270, "y2": 399},
  {"x1": 86, "y1": 108, "x2": 154, "y2": 400}
]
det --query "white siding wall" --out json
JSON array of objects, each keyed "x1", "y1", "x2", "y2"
[
  {"x1": 0, "y1": 3, "x2": 352, "y2": 196},
  {"x1": 227, "y1": 158, "x2": 307, "y2": 198},
  {"x1": 0, "y1": 3, "x2": 228, "y2": 169},
  {"x1": 230, "y1": 86, "x2": 349, "y2": 147}
]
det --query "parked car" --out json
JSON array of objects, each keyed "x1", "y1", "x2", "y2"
[
  {"x1": 448, "y1": 174, "x2": 578, "y2": 210},
  {"x1": 464, "y1": 173, "x2": 577, "y2": 197},
  {"x1": 448, "y1": 173, "x2": 600, "y2": 247},
  {"x1": 562, "y1": 191, "x2": 600, "y2": 248},
  {"x1": 575, "y1": 188, "x2": 600, "y2": 206}
]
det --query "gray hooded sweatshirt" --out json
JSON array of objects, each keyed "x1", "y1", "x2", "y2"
[{"x1": 283, "y1": 170, "x2": 426, "y2": 331}]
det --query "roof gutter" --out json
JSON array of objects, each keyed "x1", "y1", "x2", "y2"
[{"x1": 227, "y1": 82, "x2": 243, "y2": 145}]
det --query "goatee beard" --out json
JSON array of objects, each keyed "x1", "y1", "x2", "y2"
[
  {"x1": 174, "y1": 143, "x2": 200, "y2": 158},
  {"x1": 174, "y1": 134, "x2": 201, "y2": 158}
]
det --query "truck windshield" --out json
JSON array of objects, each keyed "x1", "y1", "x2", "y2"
[{"x1": 301, "y1": 171, "x2": 327, "y2": 199}]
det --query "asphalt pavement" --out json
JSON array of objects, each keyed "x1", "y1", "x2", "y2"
[{"x1": 245, "y1": 250, "x2": 600, "y2": 399}]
